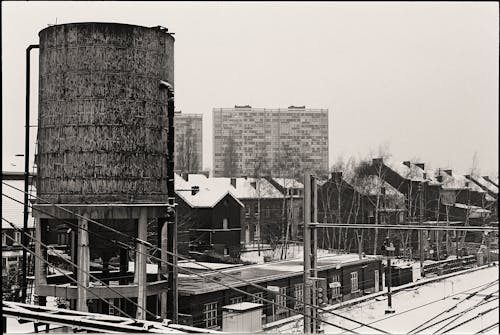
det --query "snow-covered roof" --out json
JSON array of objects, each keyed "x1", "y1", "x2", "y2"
[
  {"x1": 438, "y1": 171, "x2": 484, "y2": 192},
  {"x1": 384, "y1": 159, "x2": 426, "y2": 182},
  {"x1": 176, "y1": 186, "x2": 244, "y2": 208},
  {"x1": 2, "y1": 179, "x2": 35, "y2": 229},
  {"x1": 451, "y1": 203, "x2": 491, "y2": 218},
  {"x1": 349, "y1": 175, "x2": 404, "y2": 198},
  {"x1": 470, "y1": 176, "x2": 498, "y2": 194},
  {"x1": 174, "y1": 174, "x2": 283, "y2": 199},
  {"x1": 271, "y1": 177, "x2": 303, "y2": 189}
]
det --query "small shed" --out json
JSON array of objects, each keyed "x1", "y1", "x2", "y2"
[{"x1": 222, "y1": 302, "x2": 263, "y2": 333}]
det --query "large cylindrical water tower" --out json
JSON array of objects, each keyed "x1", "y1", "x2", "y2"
[
  {"x1": 37, "y1": 22, "x2": 174, "y2": 204},
  {"x1": 33, "y1": 23, "x2": 175, "y2": 320}
]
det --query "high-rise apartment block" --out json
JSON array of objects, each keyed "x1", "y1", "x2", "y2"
[
  {"x1": 213, "y1": 105, "x2": 328, "y2": 177},
  {"x1": 174, "y1": 111, "x2": 203, "y2": 174}
]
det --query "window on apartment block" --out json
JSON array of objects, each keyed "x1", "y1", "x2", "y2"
[
  {"x1": 276, "y1": 287, "x2": 287, "y2": 314},
  {"x1": 350, "y1": 272, "x2": 359, "y2": 293},
  {"x1": 203, "y1": 302, "x2": 218, "y2": 329},
  {"x1": 252, "y1": 292, "x2": 264, "y2": 304},
  {"x1": 293, "y1": 283, "x2": 304, "y2": 311},
  {"x1": 331, "y1": 274, "x2": 341, "y2": 297},
  {"x1": 230, "y1": 296, "x2": 243, "y2": 305}
]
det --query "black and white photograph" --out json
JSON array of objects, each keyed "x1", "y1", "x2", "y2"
[{"x1": 2, "y1": 1, "x2": 498, "y2": 334}]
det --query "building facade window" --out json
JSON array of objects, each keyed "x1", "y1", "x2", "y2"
[
  {"x1": 331, "y1": 274, "x2": 341, "y2": 297},
  {"x1": 203, "y1": 302, "x2": 218, "y2": 329},
  {"x1": 252, "y1": 292, "x2": 264, "y2": 304},
  {"x1": 222, "y1": 218, "x2": 228, "y2": 230},
  {"x1": 230, "y1": 296, "x2": 243, "y2": 305},
  {"x1": 2, "y1": 232, "x2": 7, "y2": 246},
  {"x1": 293, "y1": 283, "x2": 303, "y2": 311},
  {"x1": 276, "y1": 287, "x2": 287, "y2": 314},
  {"x1": 351, "y1": 272, "x2": 359, "y2": 293}
]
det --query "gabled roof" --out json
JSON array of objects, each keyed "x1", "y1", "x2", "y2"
[
  {"x1": 469, "y1": 175, "x2": 498, "y2": 195},
  {"x1": 176, "y1": 186, "x2": 244, "y2": 209},
  {"x1": 174, "y1": 174, "x2": 283, "y2": 200},
  {"x1": 271, "y1": 178, "x2": 303, "y2": 189},
  {"x1": 347, "y1": 174, "x2": 404, "y2": 198},
  {"x1": 438, "y1": 170, "x2": 485, "y2": 192},
  {"x1": 384, "y1": 159, "x2": 427, "y2": 182}
]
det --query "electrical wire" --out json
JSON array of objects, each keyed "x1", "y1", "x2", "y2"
[
  {"x1": 1, "y1": 228, "x2": 135, "y2": 320},
  {"x1": 2, "y1": 193, "x2": 359, "y2": 334},
  {"x1": 1, "y1": 188, "x2": 388, "y2": 333},
  {"x1": 2, "y1": 216, "x2": 160, "y2": 321},
  {"x1": 340, "y1": 279, "x2": 499, "y2": 334},
  {"x1": 408, "y1": 282, "x2": 500, "y2": 333},
  {"x1": 7, "y1": 180, "x2": 494, "y2": 333}
]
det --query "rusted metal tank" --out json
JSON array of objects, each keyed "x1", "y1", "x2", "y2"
[{"x1": 37, "y1": 23, "x2": 174, "y2": 203}]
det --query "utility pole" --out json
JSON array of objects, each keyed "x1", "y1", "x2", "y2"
[
  {"x1": 303, "y1": 172, "x2": 312, "y2": 334},
  {"x1": 161, "y1": 80, "x2": 178, "y2": 323},
  {"x1": 418, "y1": 182, "x2": 424, "y2": 277},
  {"x1": 311, "y1": 175, "x2": 319, "y2": 333}
]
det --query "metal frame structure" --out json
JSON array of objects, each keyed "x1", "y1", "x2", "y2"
[{"x1": 3, "y1": 301, "x2": 219, "y2": 334}]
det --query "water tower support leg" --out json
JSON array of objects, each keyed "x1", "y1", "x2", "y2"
[
  {"x1": 160, "y1": 219, "x2": 168, "y2": 319},
  {"x1": 34, "y1": 217, "x2": 47, "y2": 303},
  {"x1": 77, "y1": 213, "x2": 90, "y2": 312},
  {"x1": 136, "y1": 208, "x2": 148, "y2": 319}
]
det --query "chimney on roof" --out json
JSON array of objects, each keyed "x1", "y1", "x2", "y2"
[
  {"x1": 331, "y1": 172, "x2": 343, "y2": 182},
  {"x1": 230, "y1": 178, "x2": 237, "y2": 188},
  {"x1": 465, "y1": 181, "x2": 470, "y2": 188},
  {"x1": 402, "y1": 161, "x2": 411, "y2": 167},
  {"x1": 381, "y1": 187, "x2": 386, "y2": 195},
  {"x1": 191, "y1": 186, "x2": 199, "y2": 196},
  {"x1": 250, "y1": 181, "x2": 257, "y2": 189},
  {"x1": 415, "y1": 163, "x2": 425, "y2": 170},
  {"x1": 182, "y1": 172, "x2": 188, "y2": 181},
  {"x1": 444, "y1": 169, "x2": 452, "y2": 176},
  {"x1": 423, "y1": 172, "x2": 427, "y2": 180},
  {"x1": 436, "y1": 175, "x2": 443, "y2": 183}
]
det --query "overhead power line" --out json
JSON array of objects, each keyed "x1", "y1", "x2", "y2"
[{"x1": 2, "y1": 186, "x2": 388, "y2": 334}]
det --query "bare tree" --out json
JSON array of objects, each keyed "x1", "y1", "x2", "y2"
[
  {"x1": 176, "y1": 126, "x2": 199, "y2": 174},
  {"x1": 223, "y1": 134, "x2": 238, "y2": 177}
]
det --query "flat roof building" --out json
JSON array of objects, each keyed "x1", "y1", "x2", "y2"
[{"x1": 212, "y1": 106, "x2": 328, "y2": 178}]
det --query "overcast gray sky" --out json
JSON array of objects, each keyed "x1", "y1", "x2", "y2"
[{"x1": 2, "y1": 1, "x2": 498, "y2": 176}]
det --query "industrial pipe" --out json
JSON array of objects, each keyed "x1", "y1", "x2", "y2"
[{"x1": 22, "y1": 44, "x2": 39, "y2": 303}]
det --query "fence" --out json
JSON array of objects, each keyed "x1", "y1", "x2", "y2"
[{"x1": 422, "y1": 255, "x2": 476, "y2": 277}]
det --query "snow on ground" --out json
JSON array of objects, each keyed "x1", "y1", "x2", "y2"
[
  {"x1": 325, "y1": 265, "x2": 499, "y2": 334},
  {"x1": 276, "y1": 265, "x2": 499, "y2": 334}
]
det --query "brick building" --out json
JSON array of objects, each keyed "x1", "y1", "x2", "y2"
[{"x1": 177, "y1": 254, "x2": 383, "y2": 329}]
